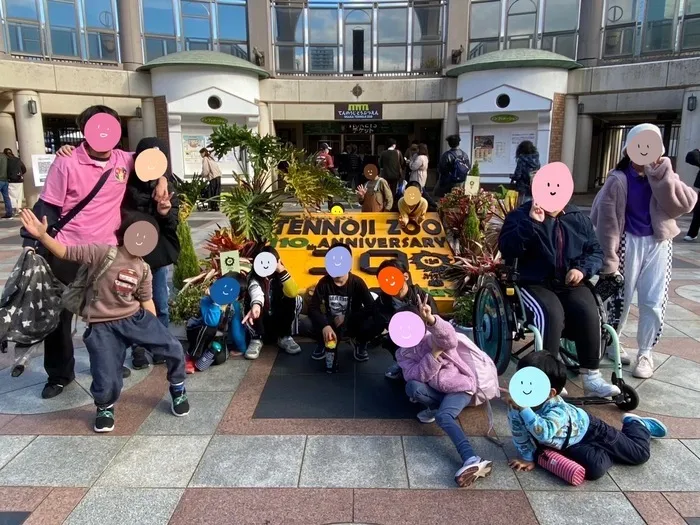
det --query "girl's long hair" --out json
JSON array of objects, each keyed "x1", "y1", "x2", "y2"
[{"x1": 615, "y1": 153, "x2": 631, "y2": 172}]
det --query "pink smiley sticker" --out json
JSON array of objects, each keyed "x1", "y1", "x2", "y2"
[
  {"x1": 531, "y1": 162, "x2": 574, "y2": 213},
  {"x1": 84, "y1": 113, "x2": 121, "y2": 153},
  {"x1": 388, "y1": 311, "x2": 426, "y2": 348}
]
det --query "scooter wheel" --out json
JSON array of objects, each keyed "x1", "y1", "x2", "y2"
[{"x1": 615, "y1": 383, "x2": 639, "y2": 411}]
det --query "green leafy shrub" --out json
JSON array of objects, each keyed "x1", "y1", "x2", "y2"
[
  {"x1": 173, "y1": 221, "x2": 200, "y2": 290},
  {"x1": 170, "y1": 283, "x2": 207, "y2": 325},
  {"x1": 452, "y1": 292, "x2": 476, "y2": 327}
]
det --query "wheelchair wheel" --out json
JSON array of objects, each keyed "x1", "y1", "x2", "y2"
[
  {"x1": 473, "y1": 274, "x2": 513, "y2": 375},
  {"x1": 615, "y1": 383, "x2": 639, "y2": 411}
]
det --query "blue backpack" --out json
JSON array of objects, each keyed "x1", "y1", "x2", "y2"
[{"x1": 449, "y1": 152, "x2": 470, "y2": 184}]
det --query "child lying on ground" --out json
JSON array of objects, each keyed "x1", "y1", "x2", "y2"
[
  {"x1": 20, "y1": 209, "x2": 190, "y2": 433},
  {"x1": 396, "y1": 296, "x2": 493, "y2": 488},
  {"x1": 507, "y1": 352, "x2": 666, "y2": 480}
]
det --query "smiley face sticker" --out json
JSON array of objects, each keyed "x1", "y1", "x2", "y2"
[
  {"x1": 84, "y1": 113, "x2": 121, "y2": 153},
  {"x1": 508, "y1": 366, "x2": 552, "y2": 408},
  {"x1": 403, "y1": 185, "x2": 422, "y2": 206},
  {"x1": 363, "y1": 164, "x2": 379, "y2": 180},
  {"x1": 123, "y1": 220, "x2": 159, "y2": 257},
  {"x1": 330, "y1": 204, "x2": 345, "y2": 216},
  {"x1": 325, "y1": 245, "x2": 352, "y2": 278},
  {"x1": 389, "y1": 311, "x2": 426, "y2": 348},
  {"x1": 209, "y1": 276, "x2": 241, "y2": 305},
  {"x1": 135, "y1": 148, "x2": 168, "y2": 182},
  {"x1": 253, "y1": 251, "x2": 277, "y2": 278},
  {"x1": 378, "y1": 266, "x2": 406, "y2": 296},
  {"x1": 531, "y1": 162, "x2": 574, "y2": 213},
  {"x1": 624, "y1": 124, "x2": 664, "y2": 166}
]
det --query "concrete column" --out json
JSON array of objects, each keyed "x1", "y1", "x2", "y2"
[
  {"x1": 258, "y1": 103, "x2": 271, "y2": 137},
  {"x1": 168, "y1": 114, "x2": 184, "y2": 177},
  {"x1": 117, "y1": 0, "x2": 144, "y2": 70},
  {"x1": 446, "y1": 0, "x2": 469, "y2": 68},
  {"x1": 677, "y1": 87, "x2": 700, "y2": 187},
  {"x1": 14, "y1": 91, "x2": 45, "y2": 208},
  {"x1": 0, "y1": 113, "x2": 17, "y2": 151},
  {"x1": 573, "y1": 114, "x2": 594, "y2": 193},
  {"x1": 577, "y1": 0, "x2": 604, "y2": 67},
  {"x1": 0, "y1": 19, "x2": 7, "y2": 55},
  {"x1": 248, "y1": 0, "x2": 273, "y2": 72},
  {"x1": 142, "y1": 98, "x2": 157, "y2": 137},
  {"x1": 442, "y1": 101, "x2": 458, "y2": 154},
  {"x1": 561, "y1": 95, "x2": 579, "y2": 175},
  {"x1": 457, "y1": 114, "x2": 472, "y2": 161},
  {"x1": 127, "y1": 117, "x2": 145, "y2": 152}
]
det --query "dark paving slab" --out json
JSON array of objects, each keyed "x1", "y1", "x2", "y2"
[
  {"x1": 355, "y1": 373, "x2": 416, "y2": 419},
  {"x1": 674, "y1": 258, "x2": 700, "y2": 269},
  {"x1": 187, "y1": 219, "x2": 216, "y2": 228},
  {"x1": 0, "y1": 220, "x2": 20, "y2": 229},
  {"x1": 625, "y1": 492, "x2": 687, "y2": 525},
  {"x1": 0, "y1": 236, "x2": 21, "y2": 246},
  {"x1": 0, "y1": 512, "x2": 29, "y2": 525}
]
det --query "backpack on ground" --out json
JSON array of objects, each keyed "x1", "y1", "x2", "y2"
[
  {"x1": 449, "y1": 153, "x2": 470, "y2": 184},
  {"x1": 62, "y1": 247, "x2": 119, "y2": 316}
]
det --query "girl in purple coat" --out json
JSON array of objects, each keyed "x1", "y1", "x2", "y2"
[{"x1": 396, "y1": 296, "x2": 493, "y2": 488}]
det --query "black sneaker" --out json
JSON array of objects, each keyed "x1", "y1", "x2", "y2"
[
  {"x1": 132, "y1": 347, "x2": 150, "y2": 370},
  {"x1": 169, "y1": 385, "x2": 190, "y2": 417},
  {"x1": 41, "y1": 383, "x2": 64, "y2": 399},
  {"x1": 353, "y1": 342, "x2": 369, "y2": 362},
  {"x1": 311, "y1": 344, "x2": 326, "y2": 361},
  {"x1": 152, "y1": 356, "x2": 166, "y2": 365},
  {"x1": 122, "y1": 366, "x2": 131, "y2": 378},
  {"x1": 94, "y1": 405, "x2": 115, "y2": 433}
]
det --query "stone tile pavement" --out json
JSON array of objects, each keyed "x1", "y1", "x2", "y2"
[{"x1": 0, "y1": 211, "x2": 699, "y2": 524}]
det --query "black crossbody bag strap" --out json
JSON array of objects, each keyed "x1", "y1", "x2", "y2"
[{"x1": 48, "y1": 168, "x2": 113, "y2": 237}]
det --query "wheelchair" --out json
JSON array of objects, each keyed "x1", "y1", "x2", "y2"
[{"x1": 472, "y1": 262, "x2": 639, "y2": 411}]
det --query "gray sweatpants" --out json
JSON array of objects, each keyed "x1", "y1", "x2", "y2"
[{"x1": 84, "y1": 309, "x2": 186, "y2": 407}]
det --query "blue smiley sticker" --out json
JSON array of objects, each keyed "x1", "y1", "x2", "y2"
[
  {"x1": 210, "y1": 276, "x2": 241, "y2": 305},
  {"x1": 508, "y1": 366, "x2": 552, "y2": 408},
  {"x1": 325, "y1": 245, "x2": 352, "y2": 278}
]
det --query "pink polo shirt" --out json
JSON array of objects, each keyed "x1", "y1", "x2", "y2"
[{"x1": 41, "y1": 144, "x2": 134, "y2": 246}]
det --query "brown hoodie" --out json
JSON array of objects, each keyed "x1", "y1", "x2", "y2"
[{"x1": 590, "y1": 157, "x2": 697, "y2": 274}]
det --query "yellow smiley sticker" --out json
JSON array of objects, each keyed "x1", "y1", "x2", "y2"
[{"x1": 330, "y1": 204, "x2": 345, "y2": 216}]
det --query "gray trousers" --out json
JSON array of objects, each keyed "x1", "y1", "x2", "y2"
[{"x1": 84, "y1": 309, "x2": 186, "y2": 407}]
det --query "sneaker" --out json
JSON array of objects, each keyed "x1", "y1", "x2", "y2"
[
  {"x1": 311, "y1": 344, "x2": 326, "y2": 361},
  {"x1": 278, "y1": 336, "x2": 301, "y2": 355},
  {"x1": 41, "y1": 383, "x2": 64, "y2": 399},
  {"x1": 94, "y1": 405, "x2": 115, "y2": 433},
  {"x1": 385, "y1": 363, "x2": 402, "y2": 380},
  {"x1": 169, "y1": 385, "x2": 190, "y2": 417},
  {"x1": 560, "y1": 387, "x2": 569, "y2": 396},
  {"x1": 245, "y1": 339, "x2": 263, "y2": 360},
  {"x1": 353, "y1": 342, "x2": 369, "y2": 362},
  {"x1": 122, "y1": 366, "x2": 131, "y2": 379},
  {"x1": 606, "y1": 345, "x2": 632, "y2": 366},
  {"x1": 454, "y1": 456, "x2": 493, "y2": 488},
  {"x1": 132, "y1": 347, "x2": 150, "y2": 370},
  {"x1": 684, "y1": 235, "x2": 697, "y2": 242},
  {"x1": 417, "y1": 408, "x2": 437, "y2": 423},
  {"x1": 185, "y1": 359, "x2": 196, "y2": 374},
  {"x1": 582, "y1": 370, "x2": 621, "y2": 398},
  {"x1": 152, "y1": 356, "x2": 166, "y2": 365},
  {"x1": 623, "y1": 413, "x2": 668, "y2": 438},
  {"x1": 632, "y1": 354, "x2": 654, "y2": 379}
]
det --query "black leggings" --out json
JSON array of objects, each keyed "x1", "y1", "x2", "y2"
[
  {"x1": 520, "y1": 284, "x2": 601, "y2": 369},
  {"x1": 250, "y1": 294, "x2": 297, "y2": 342},
  {"x1": 687, "y1": 194, "x2": 700, "y2": 239}
]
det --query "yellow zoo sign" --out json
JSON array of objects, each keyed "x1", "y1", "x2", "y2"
[{"x1": 270, "y1": 212, "x2": 456, "y2": 313}]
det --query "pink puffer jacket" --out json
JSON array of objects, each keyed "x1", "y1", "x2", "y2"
[{"x1": 395, "y1": 316, "x2": 477, "y2": 395}]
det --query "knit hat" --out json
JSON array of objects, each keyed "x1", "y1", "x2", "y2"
[{"x1": 622, "y1": 124, "x2": 665, "y2": 157}]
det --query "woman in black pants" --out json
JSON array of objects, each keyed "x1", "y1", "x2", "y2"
[
  {"x1": 499, "y1": 199, "x2": 620, "y2": 399},
  {"x1": 683, "y1": 149, "x2": 700, "y2": 241}
]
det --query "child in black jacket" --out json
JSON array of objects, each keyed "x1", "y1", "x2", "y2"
[{"x1": 308, "y1": 244, "x2": 375, "y2": 362}]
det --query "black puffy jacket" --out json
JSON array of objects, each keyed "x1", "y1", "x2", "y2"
[
  {"x1": 122, "y1": 137, "x2": 180, "y2": 270},
  {"x1": 498, "y1": 202, "x2": 603, "y2": 285}
]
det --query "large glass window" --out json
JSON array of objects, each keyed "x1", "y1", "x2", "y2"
[
  {"x1": 47, "y1": 0, "x2": 79, "y2": 57},
  {"x1": 142, "y1": 0, "x2": 177, "y2": 61},
  {"x1": 274, "y1": 5, "x2": 304, "y2": 71},
  {"x1": 541, "y1": 0, "x2": 579, "y2": 57},
  {"x1": 683, "y1": 0, "x2": 700, "y2": 49},
  {"x1": 506, "y1": 0, "x2": 537, "y2": 48},
  {"x1": 218, "y1": 2, "x2": 247, "y2": 58},
  {"x1": 182, "y1": 1, "x2": 212, "y2": 50},
  {"x1": 344, "y1": 9, "x2": 372, "y2": 73},
  {"x1": 84, "y1": 0, "x2": 118, "y2": 61},
  {"x1": 5, "y1": 0, "x2": 43, "y2": 55},
  {"x1": 413, "y1": 4, "x2": 443, "y2": 70}
]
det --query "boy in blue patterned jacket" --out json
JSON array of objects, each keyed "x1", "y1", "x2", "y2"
[{"x1": 507, "y1": 352, "x2": 667, "y2": 480}]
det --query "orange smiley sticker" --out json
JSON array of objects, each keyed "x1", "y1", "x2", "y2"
[
  {"x1": 378, "y1": 266, "x2": 406, "y2": 296},
  {"x1": 135, "y1": 148, "x2": 168, "y2": 182}
]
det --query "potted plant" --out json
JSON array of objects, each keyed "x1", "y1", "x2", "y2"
[{"x1": 451, "y1": 292, "x2": 476, "y2": 340}]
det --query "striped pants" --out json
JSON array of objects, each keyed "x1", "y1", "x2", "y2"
[{"x1": 520, "y1": 284, "x2": 602, "y2": 369}]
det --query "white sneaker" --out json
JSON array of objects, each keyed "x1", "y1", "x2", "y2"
[
  {"x1": 560, "y1": 387, "x2": 569, "y2": 396},
  {"x1": 582, "y1": 370, "x2": 621, "y2": 398},
  {"x1": 417, "y1": 408, "x2": 437, "y2": 423},
  {"x1": 245, "y1": 339, "x2": 263, "y2": 360},
  {"x1": 454, "y1": 456, "x2": 493, "y2": 488},
  {"x1": 684, "y1": 235, "x2": 697, "y2": 242},
  {"x1": 632, "y1": 354, "x2": 654, "y2": 379},
  {"x1": 606, "y1": 344, "x2": 632, "y2": 366},
  {"x1": 278, "y1": 336, "x2": 301, "y2": 355}
]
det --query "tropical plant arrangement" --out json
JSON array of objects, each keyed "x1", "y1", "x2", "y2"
[
  {"x1": 169, "y1": 281, "x2": 209, "y2": 325},
  {"x1": 173, "y1": 172, "x2": 209, "y2": 221},
  {"x1": 452, "y1": 292, "x2": 476, "y2": 328},
  {"x1": 438, "y1": 186, "x2": 498, "y2": 256},
  {"x1": 208, "y1": 124, "x2": 353, "y2": 245}
]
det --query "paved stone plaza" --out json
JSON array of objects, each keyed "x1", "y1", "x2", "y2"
[{"x1": 0, "y1": 210, "x2": 699, "y2": 525}]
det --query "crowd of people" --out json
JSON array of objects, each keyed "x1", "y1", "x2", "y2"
[{"x1": 5, "y1": 109, "x2": 696, "y2": 489}]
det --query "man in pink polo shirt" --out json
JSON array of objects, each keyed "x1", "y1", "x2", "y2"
[{"x1": 21, "y1": 105, "x2": 169, "y2": 399}]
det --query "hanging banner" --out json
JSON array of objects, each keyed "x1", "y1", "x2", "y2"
[
  {"x1": 334, "y1": 103, "x2": 383, "y2": 121},
  {"x1": 270, "y1": 212, "x2": 456, "y2": 313}
]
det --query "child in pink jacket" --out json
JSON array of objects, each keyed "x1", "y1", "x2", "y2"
[{"x1": 396, "y1": 298, "x2": 493, "y2": 488}]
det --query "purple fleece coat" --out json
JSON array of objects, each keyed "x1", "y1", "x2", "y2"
[
  {"x1": 590, "y1": 157, "x2": 697, "y2": 274},
  {"x1": 395, "y1": 316, "x2": 477, "y2": 395}
]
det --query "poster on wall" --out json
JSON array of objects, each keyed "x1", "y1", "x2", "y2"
[
  {"x1": 31, "y1": 154, "x2": 56, "y2": 187},
  {"x1": 510, "y1": 132, "x2": 537, "y2": 160},
  {"x1": 473, "y1": 135, "x2": 495, "y2": 163},
  {"x1": 183, "y1": 135, "x2": 208, "y2": 169}
]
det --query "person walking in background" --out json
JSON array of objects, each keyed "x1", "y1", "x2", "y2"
[
  {"x1": 511, "y1": 140, "x2": 541, "y2": 205},
  {"x1": 0, "y1": 149, "x2": 12, "y2": 218},
  {"x1": 379, "y1": 138, "x2": 404, "y2": 208},
  {"x1": 5, "y1": 148, "x2": 26, "y2": 213},
  {"x1": 409, "y1": 143, "x2": 430, "y2": 190},
  {"x1": 200, "y1": 148, "x2": 222, "y2": 211},
  {"x1": 683, "y1": 148, "x2": 700, "y2": 241},
  {"x1": 436, "y1": 135, "x2": 470, "y2": 199},
  {"x1": 347, "y1": 144, "x2": 363, "y2": 188},
  {"x1": 316, "y1": 142, "x2": 337, "y2": 208}
]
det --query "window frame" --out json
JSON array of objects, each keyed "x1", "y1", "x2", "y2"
[
  {"x1": 216, "y1": 1, "x2": 249, "y2": 59},
  {"x1": 45, "y1": 0, "x2": 81, "y2": 58},
  {"x1": 541, "y1": 0, "x2": 580, "y2": 59},
  {"x1": 180, "y1": 0, "x2": 213, "y2": 51},
  {"x1": 141, "y1": 0, "x2": 179, "y2": 62},
  {"x1": 82, "y1": 0, "x2": 120, "y2": 63},
  {"x1": 639, "y1": 0, "x2": 680, "y2": 55},
  {"x1": 505, "y1": 0, "x2": 538, "y2": 48},
  {"x1": 3, "y1": 0, "x2": 45, "y2": 56},
  {"x1": 468, "y1": 0, "x2": 503, "y2": 59},
  {"x1": 681, "y1": 0, "x2": 700, "y2": 49},
  {"x1": 273, "y1": 4, "x2": 306, "y2": 73}
]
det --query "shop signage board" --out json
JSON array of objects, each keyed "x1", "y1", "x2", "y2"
[
  {"x1": 201, "y1": 116, "x2": 228, "y2": 126},
  {"x1": 303, "y1": 122, "x2": 413, "y2": 135},
  {"x1": 271, "y1": 212, "x2": 456, "y2": 313},
  {"x1": 334, "y1": 103, "x2": 383, "y2": 120},
  {"x1": 490, "y1": 114, "x2": 519, "y2": 123}
]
